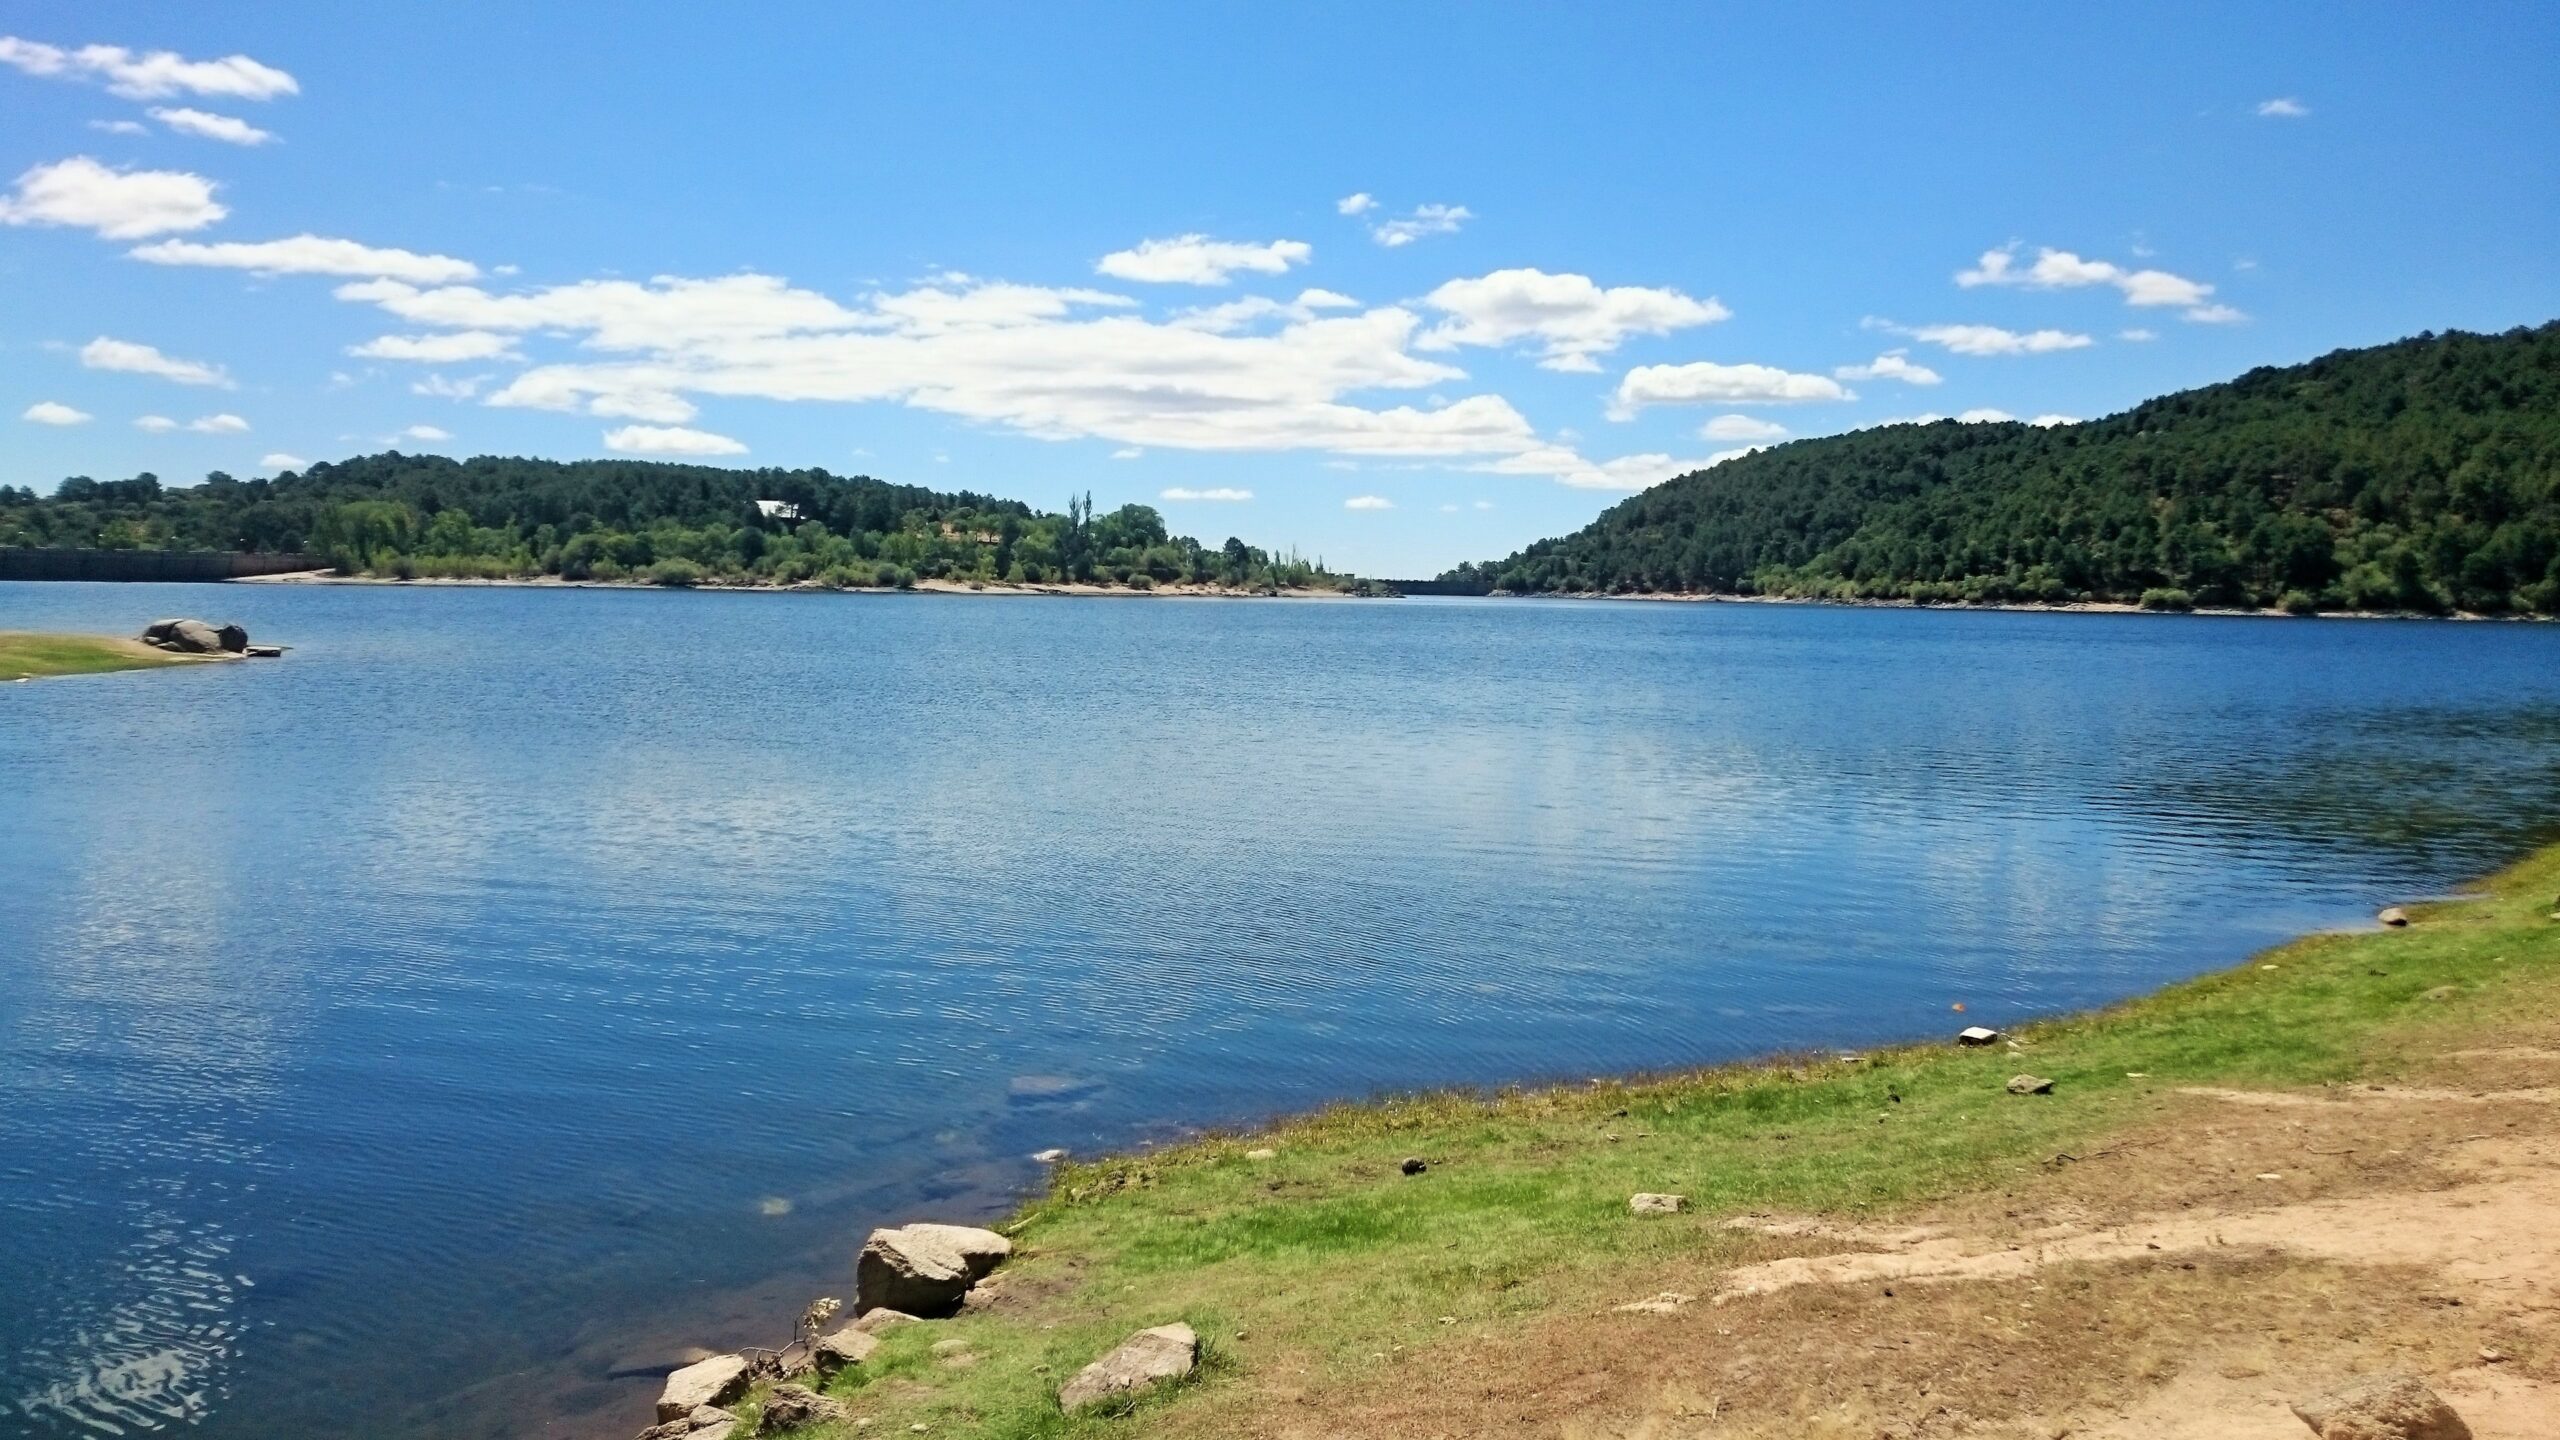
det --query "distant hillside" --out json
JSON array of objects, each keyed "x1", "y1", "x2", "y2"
[
  {"x1": 1446, "y1": 322, "x2": 2560, "y2": 614},
  {"x1": 0, "y1": 452, "x2": 1347, "y2": 592}
]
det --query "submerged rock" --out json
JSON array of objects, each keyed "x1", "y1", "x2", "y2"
[
  {"x1": 656, "y1": 1354, "x2": 750, "y2": 1422},
  {"x1": 2288, "y1": 1372, "x2": 2470, "y2": 1438},
  {"x1": 1058, "y1": 1323, "x2": 1199, "y2": 1413},
  {"x1": 855, "y1": 1224, "x2": 1011, "y2": 1316}
]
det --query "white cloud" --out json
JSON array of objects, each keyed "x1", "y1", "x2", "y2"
[
  {"x1": 398, "y1": 424, "x2": 451, "y2": 442},
  {"x1": 2182, "y1": 303, "x2": 2248, "y2": 325},
  {"x1": 1833, "y1": 349, "x2": 1941, "y2": 386},
  {"x1": 354, "y1": 272, "x2": 1519, "y2": 456},
  {"x1": 80, "y1": 335, "x2": 231, "y2": 386},
  {"x1": 1344, "y1": 494, "x2": 1394, "y2": 510},
  {"x1": 1110, "y1": 447, "x2": 1144, "y2": 460},
  {"x1": 349, "y1": 330, "x2": 520, "y2": 362},
  {"x1": 260, "y1": 452, "x2": 307, "y2": 471},
  {"x1": 1335, "y1": 192, "x2": 1375, "y2": 215},
  {"x1": 1419, "y1": 267, "x2": 1728, "y2": 371},
  {"x1": 188, "y1": 412, "x2": 249, "y2": 433},
  {"x1": 1095, "y1": 234, "x2": 1311, "y2": 286},
  {"x1": 88, "y1": 118, "x2": 147, "y2": 136},
  {"x1": 0, "y1": 155, "x2": 223, "y2": 238},
  {"x1": 602, "y1": 424, "x2": 745, "y2": 456},
  {"x1": 1371, "y1": 203, "x2": 1471, "y2": 247},
  {"x1": 2256, "y1": 97, "x2": 2309, "y2": 118},
  {"x1": 1701, "y1": 414, "x2": 1788, "y2": 442},
  {"x1": 1160, "y1": 486, "x2": 1253, "y2": 502},
  {"x1": 134, "y1": 414, "x2": 176, "y2": 431},
  {"x1": 332, "y1": 265, "x2": 1704, "y2": 489},
  {"x1": 148, "y1": 106, "x2": 274, "y2": 146},
  {"x1": 1955, "y1": 244, "x2": 2233, "y2": 321},
  {"x1": 1874, "y1": 319, "x2": 2095, "y2": 357},
  {"x1": 1473, "y1": 500, "x2": 1494, "y2": 510},
  {"x1": 1171, "y1": 288, "x2": 1364, "y2": 334},
  {"x1": 133, "y1": 234, "x2": 480, "y2": 283},
  {"x1": 0, "y1": 38, "x2": 299, "y2": 100},
  {"x1": 1957, "y1": 408, "x2": 2017, "y2": 423},
  {"x1": 2030, "y1": 413, "x2": 2078, "y2": 427},
  {"x1": 1609, "y1": 361, "x2": 1850, "y2": 417},
  {"x1": 411, "y1": 373, "x2": 485, "y2": 399},
  {"x1": 588, "y1": 389, "x2": 698, "y2": 423},
  {"x1": 2119, "y1": 328, "x2": 2158, "y2": 342},
  {"x1": 1479, "y1": 444, "x2": 1745, "y2": 491},
  {"x1": 1439, "y1": 502, "x2": 1459, "y2": 513},
  {"x1": 21, "y1": 400, "x2": 91, "y2": 425}
]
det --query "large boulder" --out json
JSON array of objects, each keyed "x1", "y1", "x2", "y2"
[
  {"x1": 1058, "y1": 1323, "x2": 1199, "y2": 1413},
  {"x1": 854, "y1": 1224, "x2": 1011, "y2": 1316},
  {"x1": 655, "y1": 1354, "x2": 750, "y2": 1423},
  {"x1": 2288, "y1": 1373, "x2": 2470, "y2": 1439},
  {"x1": 140, "y1": 618, "x2": 235, "y2": 654},
  {"x1": 757, "y1": 1384, "x2": 849, "y2": 1434}
]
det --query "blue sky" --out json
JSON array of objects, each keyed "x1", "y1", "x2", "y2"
[{"x1": 4, "y1": 3, "x2": 2554, "y2": 576}]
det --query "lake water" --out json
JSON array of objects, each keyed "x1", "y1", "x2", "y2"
[{"x1": 5, "y1": 582, "x2": 2560, "y2": 1439}]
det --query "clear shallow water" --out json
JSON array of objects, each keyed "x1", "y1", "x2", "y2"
[{"x1": 5, "y1": 583, "x2": 2560, "y2": 1438}]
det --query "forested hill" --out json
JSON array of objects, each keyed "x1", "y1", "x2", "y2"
[
  {"x1": 1446, "y1": 322, "x2": 2560, "y2": 614},
  {"x1": 0, "y1": 453, "x2": 1348, "y2": 591}
]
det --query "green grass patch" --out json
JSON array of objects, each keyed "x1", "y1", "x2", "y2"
[
  {"x1": 754, "y1": 841, "x2": 2560, "y2": 1439},
  {"x1": 0, "y1": 631, "x2": 203, "y2": 681}
]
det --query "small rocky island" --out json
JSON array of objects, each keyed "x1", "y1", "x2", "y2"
[
  {"x1": 139, "y1": 617, "x2": 284, "y2": 658},
  {"x1": 1, "y1": 622, "x2": 281, "y2": 681}
]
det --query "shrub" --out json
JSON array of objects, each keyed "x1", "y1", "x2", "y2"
[
  {"x1": 646, "y1": 558, "x2": 705, "y2": 587},
  {"x1": 2278, "y1": 589, "x2": 2321, "y2": 615},
  {"x1": 2138, "y1": 587, "x2": 2196, "y2": 612}
]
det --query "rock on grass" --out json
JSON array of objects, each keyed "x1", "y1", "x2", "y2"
[
  {"x1": 2288, "y1": 1372, "x2": 2470, "y2": 1439},
  {"x1": 656, "y1": 1355, "x2": 750, "y2": 1423},
  {"x1": 1059, "y1": 1323, "x2": 1199, "y2": 1413},
  {"x1": 854, "y1": 1224, "x2": 1010, "y2": 1316}
]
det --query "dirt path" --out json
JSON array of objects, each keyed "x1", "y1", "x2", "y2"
[{"x1": 1201, "y1": 1041, "x2": 2560, "y2": 1439}]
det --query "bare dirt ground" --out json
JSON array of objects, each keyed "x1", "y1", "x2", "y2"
[{"x1": 1188, "y1": 1036, "x2": 2560, "y2": 1439}]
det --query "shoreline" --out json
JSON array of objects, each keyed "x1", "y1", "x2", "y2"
[
  {"x1": 614, "y1": 838, "x2": 2560, "y2": 1438},
  {"x1": 231, "y1": 570, "x2": 1358, "y2": 601},
  {"x1": 1485, "y1": 586, "x2": 2554, "y2": 622},
  {"x1": 0, "y1": 630, "x2": 231, "y2": 682},
  {"x1": 214, "y1": 568, "x2": 2550, "y2": 620}
]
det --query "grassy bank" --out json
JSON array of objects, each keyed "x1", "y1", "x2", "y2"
[
  {"x1": 0, "y1": 631, "x2": 208, "y2": 681},
  {"x1": 709, "y1": 841, "x2": 2560, "y2": 1439}
]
